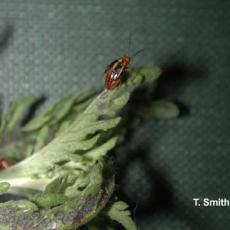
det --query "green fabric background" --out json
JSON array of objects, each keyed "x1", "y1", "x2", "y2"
[{"x1": 0, "y1": 1, "x2": 229, "y2": 229}]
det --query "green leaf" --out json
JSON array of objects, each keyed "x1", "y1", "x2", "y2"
[
  {"x1": 32, "y1": 126, "x2": 50, "y2": 152},
  {"x1": 44, "y1": 174, "x2": 76, "y2": 194},
  {"x1": 23, "y1": 88, "x2": 96, "y2": 132},
  {"x1": 107, "y1": 201, "x2": 137, "y2": 230},
  {"x1": 0, "y1": 162, "x2": 115, "y2": 229},
  {"x1": 0, "y1": 86, "x2": 130, "y2": 228},
  {"x1": 137, "y1": 66, "x2": 162, "y2": 81},
  {"x1": 147, "y1": 100, "x2": 180, "y2": 119},
  {"x1": 128, "y1": 66, "x2": 162, "y2": 86},
  {"x1": 32, "y1": 193, "x2": 66, "y2": 208},
  {"x1": 85, "y1": 137, "x2": 118, "y2": 160},
  {"x1": 0, "y1": 182, "x2": 10, "y2": 194},
  {"x1": 1, "y1": 97, "x2": 36, "y2": 131},
  {"x1": 0, "y1": 66, "x2": 161, "y2": 229},
  {"x1": 22, "y1": 95, "x2": 77, "y2": 131}
]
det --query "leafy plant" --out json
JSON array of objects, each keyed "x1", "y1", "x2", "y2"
[{"x1": 0, "y1": 66, "x2": 179, "y2": 229}]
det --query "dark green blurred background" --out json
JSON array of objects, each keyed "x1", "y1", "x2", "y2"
[{"x1": 0, "y1": 1, "x2": 229, "y2": 229}]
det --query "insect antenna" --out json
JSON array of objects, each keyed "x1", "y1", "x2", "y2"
[
  {"x1": 131, "y1": 48, "x2": 145, "y2": 60},
  {"x1": 127, "y1": 31, "x2": 132, "y2": 57},
  {"x1": 127, "y1": 30, "x2": 144, "y2": 59}
]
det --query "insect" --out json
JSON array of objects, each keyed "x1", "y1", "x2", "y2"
[
  {"x1": 104, "y1": 47, "x2": 143, "y2": 90},
  {"x1": 0, "y1": 159, "x2": 15, "y2": 170},
  {"x1": 104, "y1": 55, "x2": 130, "y2": 90}
]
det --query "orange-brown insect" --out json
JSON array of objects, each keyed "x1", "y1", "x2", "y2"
[
  {"x1": 104, "y1": 55, "x2": 130, "y2": 90},
  {"x1": 0, "y1": 159, "x2": 15, "y2": 170},
  {"x1": 104, "y1": 48, "x2": 143, "y2": 90}
]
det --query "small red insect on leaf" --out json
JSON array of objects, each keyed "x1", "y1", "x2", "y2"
[{"x1": 104, "y1": 55, "x2": 130, "y2": 90}]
